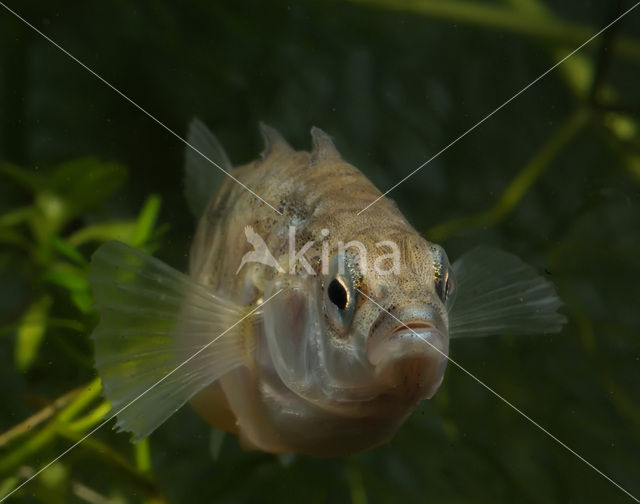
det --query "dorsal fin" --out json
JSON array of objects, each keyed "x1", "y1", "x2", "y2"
[
  {"x1": 184, "y1": 118, "x2": 232, "y2": 218},
  {"x1": 310, "y1": 127, "x2": 341, "y2": 165},
  {"x1": 259, "y1": 122, "x2": 293, "y2": 158}
]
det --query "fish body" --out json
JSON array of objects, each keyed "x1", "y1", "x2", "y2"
[
  {"x1": 187, "y1": 126, "x2": 450, "y2": 455},
  {"x1": 89, "y1": 120, "x2": 565, "y2": 456}
]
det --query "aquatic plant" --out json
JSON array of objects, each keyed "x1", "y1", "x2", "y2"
[{"x1": 1, "y1": 0, "x2": 639, "y2": 502}]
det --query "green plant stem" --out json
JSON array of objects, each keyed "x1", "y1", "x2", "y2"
[
  {"x1": 0, "y1": 388, "x2": 81, "y2": 449},
  {"x1": 47, "y1": 318, "x2": 86, "y2": 332},
  {"x1": 66, "y1": 401, "x2": 111, "y2": 433},
  {"x1": 0, "y1": 475, "x2": 21, "y2": 501},
  {"x1": 56, "y1": 378, "x2": 102, "y2": 423},
  {"x1": 509, "y1": 0, "x2": 640, "y2": 189},
  {"x1": 0, "y1": 379, "x2": 102, "y2": 475},
  {"x1": 428, "y1": 109, "x2": 588, "y2": 241},
  {"x1": 346, "y1": 457, "x2": 367, "y2": 504},
  {"x1": 56, "y1": 429, "x2": 142, "y2": 479},
  {"x1": 348, "y1": 0, "x2": 640, "y2": 64},
  {"x1": 0, "y1": 379, "x2": 156, "y2": 499},
  {"x1": 134, "y1": 438, "x2": 152, "y2": 475},
  {"x1": 57, "y1": 429, "x2": 166, "y2": 502},
  {"x1": 0, "y1": 422, "x2": 58, "y2": 474},
  {"x1": 503, "y1": 0, "x2": 611, "y2": 98},
  {"x1": 0, "y1": 206, "x2": 35, "y2": 227}
]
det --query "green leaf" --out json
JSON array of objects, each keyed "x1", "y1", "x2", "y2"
[
  {"x1": 0, "y1": 206, "x2": 35, "y2": 227},
  {"x1": 0, "y1": 163, "x2": 45, "y2": 193},
  {"x1": 33, "y1": 192, "x2": 67, "y2": 239},
  {"x1": 43, "y1": 262, "x2": 90, "y2": 293},
  {"x1": 43, "y1": 261, "x2": 94, "y2": 313},
  {"x1": 67, "y1": 221, "x2": 137, "y2": 247},
  {"x1": 49, "y1": 158, "x2": 127, "y2": 219},
  {"x1": 0, "y1": 228, "x2": 30, "y2": 249},
  {"x1": 50, "y1": 236, "x2": 87, "y2": 266},
  {"x1": 2, "y1": 159, "x2": 127, "y2": 240},
  {"x1": 70, "y1": 290, "x2": 94, "y2": 313},
  {"x1": 14, "y1": 296, "x2": 52, "y2": 372},
  {"x1": 39, "y1": 462, "x2": 68, "y2": 489},
  {"x1": 0, "y1": 477, "x2": 19, "y2": 500},
  {"x1": 131, "y1": 194, "x2": 162, "y2": 247}
]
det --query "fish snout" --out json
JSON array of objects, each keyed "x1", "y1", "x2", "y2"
[{"x1": 367, "y1": 316, "x2": 449, "y2": 400}]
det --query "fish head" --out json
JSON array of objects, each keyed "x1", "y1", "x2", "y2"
[
  {"x1": 347, "y1": 233, "x2": 454, "y2": 402},
  {"x1": 261, "y1": 231, "x2": 454, "y2": 409}
]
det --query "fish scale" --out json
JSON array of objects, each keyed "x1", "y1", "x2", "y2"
[{"x1": 88, "y1": 119, "x2": 565, "y2": 456}]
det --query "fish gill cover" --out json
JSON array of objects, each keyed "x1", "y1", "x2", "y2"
[{"x1": 0, "y1": 0, "x2": 639, "y2": 503}]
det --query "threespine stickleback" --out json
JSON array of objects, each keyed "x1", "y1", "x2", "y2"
[{"x1": 88, "y1": 120, "x2": 566, "y2": 456}]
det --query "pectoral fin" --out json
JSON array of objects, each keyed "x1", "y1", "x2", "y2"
[
  {"x1": 449, "y1": 246, "x2": 566, "y2": 339},
  {"x1": 89, "y1": 241, "x2": 254, "y2": 441}
]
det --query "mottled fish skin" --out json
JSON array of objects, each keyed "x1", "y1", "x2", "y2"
[
  {"x1": 191, "y1": 126, "x2": 439, "y2": 308},
  {"x1": 89, "y1": 121, "x2": 564, "y2": 455},
  {"x1": 188, "y1": 126, "x2": 450, "y2": 456}
]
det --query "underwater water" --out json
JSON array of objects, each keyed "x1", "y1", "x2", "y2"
[{"x1": 1, "y1": 0, "x2": 640, "y2": 502}]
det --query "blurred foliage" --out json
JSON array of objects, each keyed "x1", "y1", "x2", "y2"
[
  {"x1": 0, "y1": 157, "x2": 164, "y2": 501},
  {"x1": 0, "y1": 0, "x2": 639, "y2": 503}
]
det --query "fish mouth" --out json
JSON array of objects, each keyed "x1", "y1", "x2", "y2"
[
  {"x1": 392, "y1": 321, "x2": 435, "y2": 333},
  {"x1": 368, "y1": 319, "x2": 449, "y2": 400}
]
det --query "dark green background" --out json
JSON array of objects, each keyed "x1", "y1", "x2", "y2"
[{"x1": 1, "y1": 1, "x2": 639, "y2": 503}]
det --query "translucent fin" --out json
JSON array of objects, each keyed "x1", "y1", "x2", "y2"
[
  {"x1": 277, "y1": 453, "x2": 296, "y2": 467},
  {"x1": 89, "y1": 241, "x2": 252, "y2": 440},
  {"x1": 184, "y1": 118, "x2": 233, "y2": 218},
  {"x1": 449, "y1": 246, "x2": 566, "y2": 339},
  {"x1": 209, "y1": 428, "x2": 226, "y2": 461}
]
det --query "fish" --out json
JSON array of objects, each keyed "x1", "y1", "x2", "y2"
[{"x1": 88, "y1": 119, "x2": 566, "y2": 457}]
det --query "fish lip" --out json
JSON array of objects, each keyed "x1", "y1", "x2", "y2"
[
  {"x1": 367, "y1": 318, "x2": 449, "y2": 400},
  {"x1": 392, "y1": 321, "x2": 435, "y2": 333},
  {"x1": 368, "y1": 324, "x2": 446, "y2": 366}
]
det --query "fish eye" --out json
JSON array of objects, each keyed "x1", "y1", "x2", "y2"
[
  {"x1": 434, "y1": 261, "x2": 455, "y2": 307},
  {"x1": 325, "y1": 265, "x2": 357, "y2": 331},
  {"x1": 443, "y1": 269, "x2": 456, "y2": 306},
  {"x1": 328, "y1": 277, "x2": 350, "y2": 310}
]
